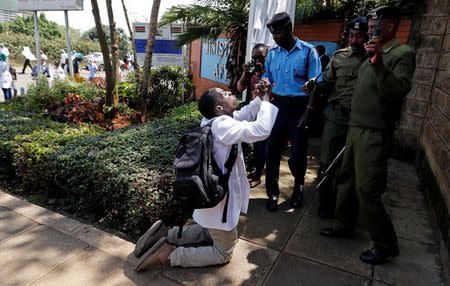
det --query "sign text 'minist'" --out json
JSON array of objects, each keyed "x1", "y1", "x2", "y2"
[{"x1": 203, "y1": 41, "x2": 230, "y2": 56}]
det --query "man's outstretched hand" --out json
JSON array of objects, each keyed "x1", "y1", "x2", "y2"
[{"x1": 254, "y1": 78, "x2": 272, "y2": 101}]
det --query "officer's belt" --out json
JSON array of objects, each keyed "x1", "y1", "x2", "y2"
[
  {"x1": 273, "y1": 94, "x2": 308, "y2": 104},
  {"x1": 330, "y1": 101, "x2": 351, "y2": 117}
]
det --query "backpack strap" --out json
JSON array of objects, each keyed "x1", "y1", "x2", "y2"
[{"x1": 221, "y1": 144, "x2": 238, "y2": 223}]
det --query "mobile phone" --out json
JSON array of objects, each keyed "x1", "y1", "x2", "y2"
[{"x1": 367, "y1": 15, "x2": 382, "y2": 58}]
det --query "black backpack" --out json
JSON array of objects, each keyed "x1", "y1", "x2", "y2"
[{"x1": 173, "y1": 123, "x2": 238, "y2": 226}]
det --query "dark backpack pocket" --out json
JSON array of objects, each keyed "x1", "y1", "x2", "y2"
[{"x1": 173, "y1": 175, "x2": 212, "y2": 209}]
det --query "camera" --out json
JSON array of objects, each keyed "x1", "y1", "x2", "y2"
[{"x1": 247, "y1": 60, "x2": 260, "y2": 75}]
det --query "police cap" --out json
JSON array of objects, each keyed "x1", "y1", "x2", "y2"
[
  {"x1": 366, "y1": 5, "x2": 401, "y2": 21},
  {"x1": 267, "y1": 12, "x2": 292, "y2": 33},
  {"x1": 347, "y1": 17, "x2": 368, "y2": 32}
]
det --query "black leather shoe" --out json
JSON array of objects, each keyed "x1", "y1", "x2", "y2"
[
  {"x1": 360, "y1": 247, "x2": 399, "y2": 264},
  {"x1": 290, "y1": 184, "x2": 304, "y2": 208},
  {"x1": 320, "y1": 227, "x2": 355, "y2": 238},
  {"x1": 266, "y1": 196, "x2": 279, "y2": 212},
  {"x1": 290, "y1": 191, "x2": 303, "y2": 208}
]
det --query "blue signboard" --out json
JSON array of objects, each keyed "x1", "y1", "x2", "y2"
[
  {"x1": 154, "y1": 40, "x2": 182, "y2": 54},
  {"x1": 200, "y1": 39, "x2": 230, "y2": 85},
  {"x1": 135, "y1": 39, "x2": 147, "y2": 53},
  {"x1": 135, "y1": 39, "x2": 181, "y2": 54}
]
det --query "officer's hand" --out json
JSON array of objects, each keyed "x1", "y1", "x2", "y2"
[
  {"x1": 364, "y1": 36, "x2": 383, "y2": 63},
  {"x1": 302, "y1": 79, "x2": 316, "y2": 93},
  {"x1": 297, "y1": 109, "x2": 312, "y2": 129}
]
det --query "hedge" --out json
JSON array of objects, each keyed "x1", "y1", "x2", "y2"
[
  {"x1": 0, "y1": 101, "x2": 202, "y2": 237},
  {"x1": 0, "y1": 102, "x2": 102, "y2": 187}
]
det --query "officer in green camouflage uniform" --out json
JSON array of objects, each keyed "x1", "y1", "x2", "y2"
[
  {"x1": 316, "y1": 17, "x2": 368, "y2": 218},
  {"x1": 320, "y1": 6, "x2": 416, "y2": 265}
]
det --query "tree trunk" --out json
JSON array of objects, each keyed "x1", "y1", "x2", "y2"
[
  {"x1": 106, "y1": 0, "x2": 119, "y2": 105},
  {"x1": 138, "y1": 0, "x2": 161, "y2": 122},
  {"x1": 121, "y1": 0, "x2": 140, "y2": 76},
  {"x1": 91, "y1": 0, "x2": 114, "y2": 106}
]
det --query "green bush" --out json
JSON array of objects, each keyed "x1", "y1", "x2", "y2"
[
  {"x1": 46, "y1": 102, "x2": 201, "y2": 234},
  {"x1": 116, "y1": 81, "x2": 138, "y2": 108},
  {"x1": 148, "y1": 66, "x2": 195, "y2": 116},
  {"x1": 1, "y1": 101, "x2": 202, "y2": 236},
  {"x1": 117, "y1": 66, "x2": 195, "y2": 117},
  {"x1": 24, "y1": 76, "x2": 101, "y2": 114},
  {"x1": 24, "y1": 75, "x2": 52, "y2": 112},
  {"x1": 51, "y1": 78, "x2": 100, "y2": 102},
  {"x1": 0, "y1": 104, "x2": 101, "y2": 188}
]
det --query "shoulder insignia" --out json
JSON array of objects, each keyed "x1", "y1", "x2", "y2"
[
  {"x1": 332, "y1": 47, "x2": 350, "y2": 56},
  {"x1": 300, "y1": 40, "x2": 315, "y2": 49}
]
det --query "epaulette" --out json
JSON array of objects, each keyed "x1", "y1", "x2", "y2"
[
  {"x1": 300, "y1": 40, "x2": 315, "y2": 50},
  {"x1": 333, "y1": 46, "x2": 351, "y2": 55},
  {"x1": 331, "y1": 46, "x2": 351, "y2": 58}
]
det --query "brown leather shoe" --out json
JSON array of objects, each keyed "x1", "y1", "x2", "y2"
[
  {"x1": 135, "y1": 237, "x2": 175, "y2": 272},
  {"x1": 134, "y1": 220, "x2": 168, "y2": 258}
]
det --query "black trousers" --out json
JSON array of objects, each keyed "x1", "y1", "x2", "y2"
[
  {"x1": 22, "y1": 59, "x2": 32, "y2": 73},
  {"x1": 266, "y1": 95, "x2": 309, "y2": 197}
]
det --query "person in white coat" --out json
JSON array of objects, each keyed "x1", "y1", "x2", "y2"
[
  {"x1": 88, "y1": 59, "x2": 99, "y2": 82},
  {"x1": 0, "y1": 53, "x2": 13, "y2": 102},
  {"x1": 0, "y1": 43, "x2": 10, "y2": 58},
  {"x1": 60, "y1": 49, "x2": 68, "y2": 70},
  {"x1": 31, "y1": 57, "x2": 50, "y2": 80},
  {"x1": 134, "y1": 79, "x2": 278, "y2": 271}
]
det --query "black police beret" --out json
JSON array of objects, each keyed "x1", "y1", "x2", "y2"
[
  {"x1": 347, "y1": 17, "x2": 368, "y2": 32},
  {"x1": 267, "y1": 12, "x2": 292, "y2": 33},
  {"x1": 366, "y1": 5, "x2": 401, "y2": 20}
]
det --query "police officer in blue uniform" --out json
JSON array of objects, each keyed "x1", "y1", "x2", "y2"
[{"x1": 263, "y1": 12, "x2": 322, "y2": 211}]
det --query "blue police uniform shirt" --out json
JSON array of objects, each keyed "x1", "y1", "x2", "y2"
[{"x1": 263, "y1": 37, "x2": 321, "y2": 97}]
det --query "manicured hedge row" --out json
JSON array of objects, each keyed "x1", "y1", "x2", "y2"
[
  {"x1": 0, "y1": 105, "x2": 101, "y2": 186},
  {"x1": 0, "y1": 101, "x2": 202, "y2": 237},
  {"x1": 46, "y1": 102, "x2": 202, "y2": 234}
]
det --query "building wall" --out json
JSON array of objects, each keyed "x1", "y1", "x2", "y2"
[
  {"x1": 0, "y1": 9, "x2": 30, "y2": 22},
  {"x1": 401, "y1": 0, "x2": 450, "y2": 252}
]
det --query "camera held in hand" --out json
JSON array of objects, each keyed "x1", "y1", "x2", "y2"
[{"x1": 247, "y1": 60, "x2": 261, "y2": 75}]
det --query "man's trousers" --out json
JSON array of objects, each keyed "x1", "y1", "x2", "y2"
[
  {"x1": 334, "y1": 126, "x2": 398, "y2": 251},
  {"x1": 265, "y1": 95, "x2": 308, "y2": 197},
  {"x1": 318, "y1": 103, "x2": 350, "y2": 215},
  {"x1": 167, "y1": 224, "x2": 238, "y2": 267}
]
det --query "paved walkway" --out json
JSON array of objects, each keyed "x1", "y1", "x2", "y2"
[{"x1": 0, "y1": 140, "x2": 447, "y2": 285}]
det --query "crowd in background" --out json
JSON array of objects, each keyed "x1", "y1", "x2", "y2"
[{"x1": 0, "y1": 43, "x2": 138, "y2": 102}]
